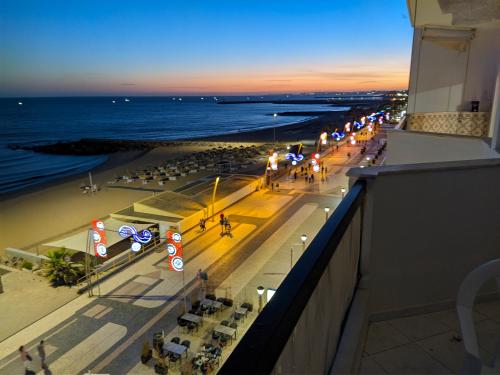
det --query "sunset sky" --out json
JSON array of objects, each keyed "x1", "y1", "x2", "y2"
[{"x1": 0, "y1": 0, "x2": 413, "y2": 97}]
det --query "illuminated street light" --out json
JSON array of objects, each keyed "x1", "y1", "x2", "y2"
[
  {"x1": 300, "y1": 234, "x2": 308, "y2": 252},
  {"x1": 211, "y1": 176, "x2": 220, "y2": 222},
  {"x1": 341, "y1": 188, "x2": 346, "y2": 199},
  {"x1": 257, "y1": 285, "x2": 265, "y2": 312},
  {"x1": 324, "y1": 207, "x2": 330, "y2": 222}
]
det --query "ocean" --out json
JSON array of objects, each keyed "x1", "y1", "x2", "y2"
[{"x1": 0, "y1": 96, "x2": 348, "y2": 194}]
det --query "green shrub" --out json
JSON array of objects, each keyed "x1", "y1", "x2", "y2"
[{"x1": 22, "y1": 260, "x2": 33, "y2": 270}]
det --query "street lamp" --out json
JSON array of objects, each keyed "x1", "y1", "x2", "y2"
[
  {"x1": 211, "y1": 176, "x2": 220, "y2": 222},
  {"x1": 341, "y1": 188, "x2": 346, "y2": 199},
  {"x1": 324, "y1": 207, "x2": 330, "y2": 222},
  {"x1": 300, "y1": 234, "x2": 308, "y2": 252},
  {"x1": 257, "y1": 286, "x2": 265, "y2": 312}
]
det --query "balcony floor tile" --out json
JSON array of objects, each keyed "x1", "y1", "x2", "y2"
[
  {"x1": 364, "y1": 321, "x2": 411, "y2": 355},
  {"x1": 370, "y1": 343, "x2": 451, "y2": 374}
]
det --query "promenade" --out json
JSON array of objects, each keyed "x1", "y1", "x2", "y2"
[{"x1": 0, "y1": 133, "x2": 387, "y2": 374}]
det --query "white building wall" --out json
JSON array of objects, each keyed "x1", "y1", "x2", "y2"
[
  {"x1": 462, "y1": 28, "x2": 500, "y2": 112},
  {"x1": 408, "y1": 26, "x2": 500, "y2": 115}
]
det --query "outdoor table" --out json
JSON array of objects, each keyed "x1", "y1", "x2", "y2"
[
  {"x1": 214, "y1": 324, "x2": 237, "y2": 340},
  {"x1": 235, "y1": 307, "x2": 248, "y2": 316},
  {"x1": 163, "y1": 342, "x2": 187, "y2": 357},
  {"x1": 202, "y1": 299, "x2": 223, "y2": 310},
  {"x1": 235, "y1": 307, "x2": 248, "y2": 322},
  {"x1": 181, "y1": 313, "x2": 203, "y2": 326}
]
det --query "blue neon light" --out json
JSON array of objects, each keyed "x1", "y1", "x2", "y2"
[{"x1": 118, "y1": 225, "x2": 153, "y2": 244}]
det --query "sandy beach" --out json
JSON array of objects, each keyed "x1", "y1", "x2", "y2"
[
  {"x1": 0, "y1": 142, "x2": 260, "y2": 252},
  {"x1": 0, "y1": 107, "x2": 364, "y2": 253}
]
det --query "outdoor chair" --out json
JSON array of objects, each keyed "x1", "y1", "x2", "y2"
[
  {"x1": 192, "y1": 300, "x2": 200, "y2": 310},
  {"x1": 212, "y1": 331, "x2": 220, "y2": 341},
  {"x1": 219, "y1": 335, "x2": 228, "y2": 347},
  {"x1": 181, "y1": 340, "x2": 191, "y2": 349},
  {"x1": 187, "y1": 322, "x2": 197, "y2": 334},
  {"x1": 221, "y1": 320, "x2": 229, "y2": 326},
  {"x1": 233, "y1": 313, "x2": 241, "y2": 321},
  {"x1": 170, "y1": 337, "x2": 180, "y2": 344},
  {"x1": 457, "y1": 259, "x2": 500, "y2": 374},
  {"x1": 168, "y1": 353, "x2": 180, "y2": 368},
  {"x1": 206, "y1": 294, "x2": 216, "y2": 300},
  {"x1": 242, "y1": 302, "x2": 253, "y2": 312},
  {"x1": 230, "y1": 322, "x2": 238, "y2": 330}
]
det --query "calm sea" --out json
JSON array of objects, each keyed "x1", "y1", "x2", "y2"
[{"x1": 0, "y1": 96, "x2": 348, "y2": 194}]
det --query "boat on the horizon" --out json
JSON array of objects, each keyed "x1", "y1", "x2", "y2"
[{"x1": 124, "y1": 98, "x2": 130, "y2": 102}]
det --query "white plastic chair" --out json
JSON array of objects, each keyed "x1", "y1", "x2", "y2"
[{"x1": 457, "y1": 259, "x2": 500, "y2": 374}]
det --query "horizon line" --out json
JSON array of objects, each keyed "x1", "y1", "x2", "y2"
[{"x1": 0, "y1": 88, "x2": 408, "y2": 99}]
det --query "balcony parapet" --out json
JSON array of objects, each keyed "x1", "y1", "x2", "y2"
[{"x1": 407, "y1": 111, "x2": 490, "y2": 137}]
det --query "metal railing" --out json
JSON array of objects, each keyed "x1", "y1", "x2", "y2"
[{"x1": 220, "y1": 180, "x2": 366, "y2": 374}]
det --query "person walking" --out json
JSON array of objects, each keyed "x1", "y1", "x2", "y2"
[
  {"x1": 37, "y1": 340, "x2": 46, "y2": 366},
  {"x1": 19, "y1": 346, "x2": 34, "y2": 375}
]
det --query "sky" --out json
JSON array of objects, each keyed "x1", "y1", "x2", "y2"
[{"x1": 0, "y1": 0, "x2": 413, "y2": 97}]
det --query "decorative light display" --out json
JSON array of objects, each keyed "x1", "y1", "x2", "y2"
[
  {"x1": 118, "y1": 225, "x2": 153, "y2": 244},
  {"x1": 268, "y1": 152, "x2": 278, "y2": 171},
  {"x1": 320, "y1": 132, "x2": 328, "y2": 145},
  {"x1": 92, "y1": 219, "x2": 107, "y2": 258},
  {"x1": 118, "y1": 224, "x2": 153, "y2": 252},
  {"x1": 166, "y1": 231, "x2": 184, "y2": 272},
  {"x1": 344, "y1": 122, "x2": 351, "y2": 133},
  {"x1": 285, "y1": 144, "x2": 304, "y2": 165},
  {"x1": 311, "y1": 152, "x2": 320, "y2": 172},
  {"x1": 131, "y1": 242, "x2": 142, "y2": 253},
  {"x1": 331, "y1": 129, "x2": 345, "y2": 142}
]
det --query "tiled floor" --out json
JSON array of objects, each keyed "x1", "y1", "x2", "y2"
[{"x1": 360, "y1": 300, "x2": 500, "y2": 374}]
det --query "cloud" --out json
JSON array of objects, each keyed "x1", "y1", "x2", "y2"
[{"x1": 120, "y1": 83, "x2": 137, "y2": 86}]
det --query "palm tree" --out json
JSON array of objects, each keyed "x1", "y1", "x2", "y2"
[{"x1": 44, "y1": 248, "x2": 84, "y2": 286}]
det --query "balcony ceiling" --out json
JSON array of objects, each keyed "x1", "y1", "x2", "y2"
[{"x1": 407, "y1": 0, "x2": 500, "y2": 27}]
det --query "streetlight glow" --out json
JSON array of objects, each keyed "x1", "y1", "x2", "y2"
[
  {"x1": 300, "y1": 234, "x2": 308, "y2": 243},
  {"x1": 257, "y1": 286, "x2": 265, "y2": 295}
]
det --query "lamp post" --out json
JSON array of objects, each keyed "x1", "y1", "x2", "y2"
[
  {"x1": 211, "y1": 176, "x2": 220, "y2": 222},
  {"x1": 257, "y1": 286, "x2": 265, "y2": 312},
  {"x1": 324, "y1": 207, "x2": 330, "y2": 222},
  {"x1": 341, "y1": 188, "x2": 346, "y2": 199},
  {"x1": 300, "y1": 234, "x2": 308, "y2": 252}
]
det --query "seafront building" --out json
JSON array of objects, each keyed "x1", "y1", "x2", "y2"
[{"x1": 221, "y1": 0, "x2": 500, "y2": 373}]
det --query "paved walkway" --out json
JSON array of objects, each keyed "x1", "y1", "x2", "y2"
[{"x1": 0, "y1": 132, "x2": 387, "y2": 374}]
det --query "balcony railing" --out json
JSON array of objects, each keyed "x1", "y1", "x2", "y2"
[{"x1": 220, "y1": 180, "x2": 366, "y2": 374}]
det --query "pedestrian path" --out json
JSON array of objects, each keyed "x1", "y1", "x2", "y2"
[
  {"x1": 218, "y1": 203, "x2": 318, "y2": 298},
  {"x1": 40, "y1": 322, "x2": 127, "y2": 375},
  {"x1": 133, "y1": 224, "x2": 255, "y2": 308}
]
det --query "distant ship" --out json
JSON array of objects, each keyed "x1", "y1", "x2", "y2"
[
  {"x1": 124, "y1": 98, "x2": 130, "y2": 102},
  {"x1": 18, "y1": 101, "x2": 23, "y2": 106},
  {"x1": 112, "y1": 100, "x2": 116, "y2": 103}
]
